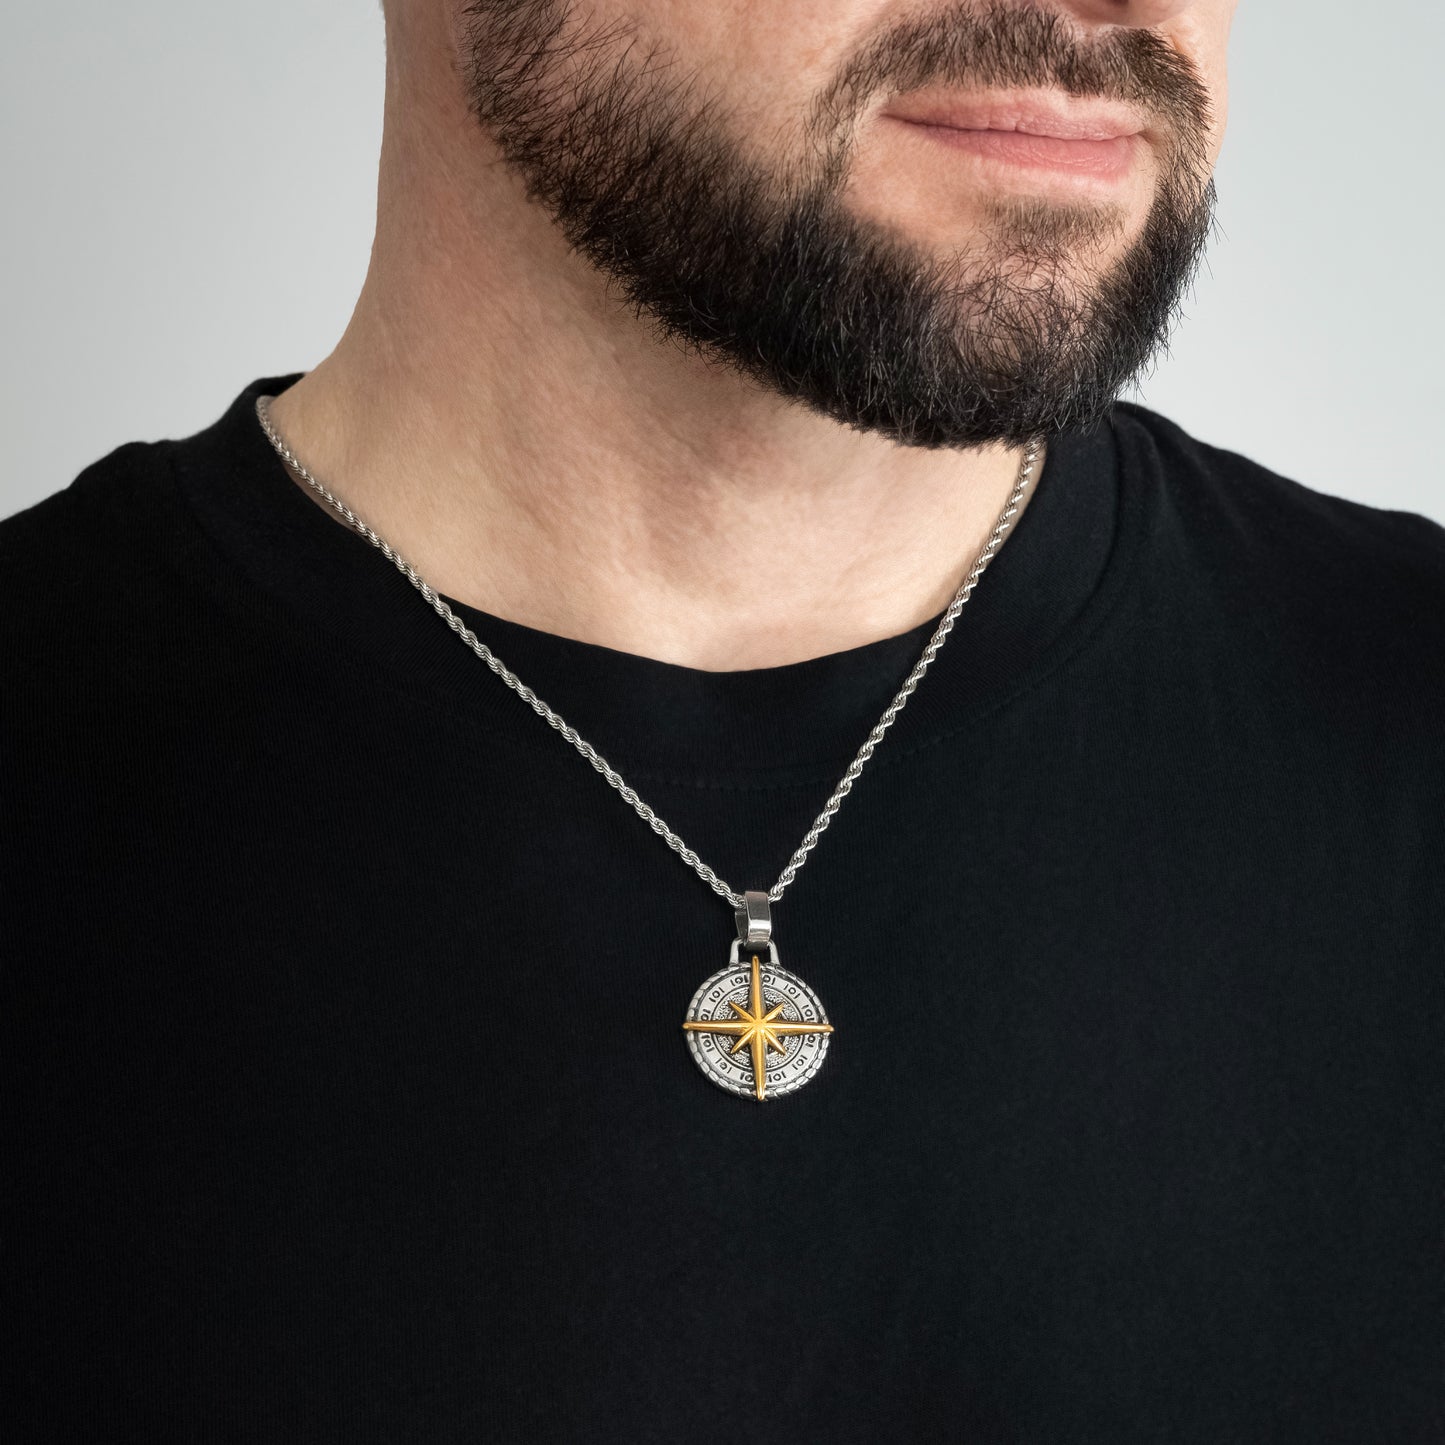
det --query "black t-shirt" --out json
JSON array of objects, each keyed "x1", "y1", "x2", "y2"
[{"x1": 4, "y1": 373, "x2": 1443, "y2": 1443}]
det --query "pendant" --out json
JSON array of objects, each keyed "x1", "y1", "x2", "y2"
[{"x1": 682, "y1": 891, "x2": 833, "y2": 1102}]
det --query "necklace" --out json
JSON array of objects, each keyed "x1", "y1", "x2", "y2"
[{"x1": 255, "y1": 394, "x2": 1039, "y2": 1102}]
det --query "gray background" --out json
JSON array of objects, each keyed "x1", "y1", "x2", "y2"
[{"x1": 3, "y1": 2, "x2": 1442, "y2": 522}]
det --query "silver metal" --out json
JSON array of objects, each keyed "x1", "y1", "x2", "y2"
[
  {"x1": 255, "y1": 394, "x2": 1039, "y2": 911},
  {"x1": 735, "y1": 890, "x2": 772, "y2": 947},
  {"x1": 685, "y1": 945, "x2": 832, "y2": 1101}
]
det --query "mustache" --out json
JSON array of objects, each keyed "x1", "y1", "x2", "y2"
[{"x1": 816, "y1": 3, "x2": 1213, "y2": 149}]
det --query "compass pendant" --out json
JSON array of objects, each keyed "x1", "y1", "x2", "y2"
[{"x1": 682, "y1": 892, "x2": 833, "y2": 1102}]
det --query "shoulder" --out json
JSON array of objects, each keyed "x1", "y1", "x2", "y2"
[
  {"x1": 1110, "y1": 401, "x2": 1445, "y2": 587},
  {"x1": 1103, "y1": 404, "x2": 1445, "y2": 745},
  {"x1": 1109, "y1": 403, "x2": 1445, "y2": 634},
  {"x1": 1, "y1": 436, "x2": 202, "y2": 692},
  {"x1": 2, "y1": 430, "x2": 189, "y2": 565}
]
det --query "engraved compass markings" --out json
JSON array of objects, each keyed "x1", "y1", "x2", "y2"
[{"x1": 682, "y1": 952, "x2": 834, "y2": 1101}]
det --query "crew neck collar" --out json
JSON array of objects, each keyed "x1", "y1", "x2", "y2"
[{"x1": 173, "y1": 372, "x2": 1135, "y2": 781}]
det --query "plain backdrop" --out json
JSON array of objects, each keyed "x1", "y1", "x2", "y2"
[{"x1": 3, "y1": 2, "x2": 1442, "y2": 523}]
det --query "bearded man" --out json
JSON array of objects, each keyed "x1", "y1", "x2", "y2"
[{"x1": 4, "y1": 2, "x2": 1441, "y2": 1441}]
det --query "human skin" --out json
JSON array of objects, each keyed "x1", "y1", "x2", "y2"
[{"x1": 270, "y1": 0, "x2": 1237, "y2": 671}]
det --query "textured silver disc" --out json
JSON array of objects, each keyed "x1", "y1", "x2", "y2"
[{"x1": 684, "y1": 950, "x2": 832, "y2": 1102}]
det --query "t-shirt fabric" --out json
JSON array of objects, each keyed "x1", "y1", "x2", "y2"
[{"x1": 4, "y1": 373, "x2": 1443, "y2": 1443}]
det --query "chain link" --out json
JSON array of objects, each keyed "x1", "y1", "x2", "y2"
[{"x1": 255, "y1": 394, "x2": 1038, "y2": 910}]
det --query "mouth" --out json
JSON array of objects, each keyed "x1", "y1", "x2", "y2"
[{"x1": 881, "y1": 90, "x2": 1149, "y2": 186}]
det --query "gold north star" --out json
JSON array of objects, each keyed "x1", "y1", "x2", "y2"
[{"x1": 683, "y1": 951, "x2": 833, "y2": 1101}]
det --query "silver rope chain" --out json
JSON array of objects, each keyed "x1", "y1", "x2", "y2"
[{"x1": 255, "y1": 394, "x2": 1039, "y2": 911}]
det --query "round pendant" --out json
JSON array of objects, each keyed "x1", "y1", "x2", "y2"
[{"x1": 683, "y1": 942, "x2": 833, "y2": 1102}]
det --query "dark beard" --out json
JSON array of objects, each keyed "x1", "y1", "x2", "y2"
[{"x1": 457, "y1": 1, "x2": 1217, "y2": 448}]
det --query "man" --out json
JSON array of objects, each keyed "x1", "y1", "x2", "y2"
[{"x1": 4, "y1": 1, "x2": 1441, "y2": 1440}]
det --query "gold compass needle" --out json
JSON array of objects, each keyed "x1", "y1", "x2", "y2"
[
  {"x1": 682, "y1": 948, "x2": 833, "y2": 1100},
  {"x1": 750, "y1": 1029, "x2": 769, "y2": 1101}
]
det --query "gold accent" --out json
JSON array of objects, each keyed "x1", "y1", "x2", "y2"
[{"x1": 683, "y1": 952, "x2": 834, "y2": 1101}]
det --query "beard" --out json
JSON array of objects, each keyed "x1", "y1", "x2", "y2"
[{"x1": 456, "y1": 1, "x2": 1217, "y2": 449}]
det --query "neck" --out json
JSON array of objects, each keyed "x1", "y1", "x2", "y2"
[{"x1": 266, "y1": 13, "x2": 1039, "y2": 673}]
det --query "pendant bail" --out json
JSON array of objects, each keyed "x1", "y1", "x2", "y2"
[{"x1": 734, "y1": 890, "x2": 772, "y2": 947}]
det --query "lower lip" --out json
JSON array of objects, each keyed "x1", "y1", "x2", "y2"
[{"x1": 892, "y1": 119, "x2": 1139, "y2": 183}]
